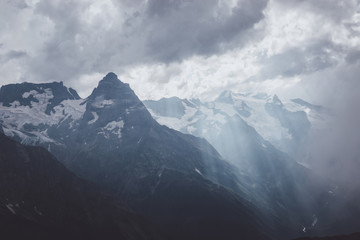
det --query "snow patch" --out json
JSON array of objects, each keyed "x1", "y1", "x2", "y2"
[
  {"x1": 0, "y1": 96, "x2": 85, "y2": 144},
  {"x1": 33, "y1": 88, "x2": 54, "y2": 106},
  {"x1": 102, "y1": 120, "x2": 124, "y2": 139},
  {"x1": 328, "y1": 190, "x2": 336, "y2": 196},
  {"x1": 88, "y1": 112, "x2": 99, "y2": 124},
  {"x1": 312, "y1": 215, "x2": 318, "y2": 227},
  {"x1": 187, "y1": 125, "x2": 196, "y2": 134},
  {"x1": 213, "y1": 102, "x2": 238, "y2": 117},
  {"x1": 2, "y1": 127, "x2": 15, "y2": 137},
  {"x1": 66, "y1": 87, "x2": 76, "y2": 99},
  {"x1": 53, "y1": 99, "x2": 86, "y2": 122},
  {"x1": 10, "y1": 101, "x2": 21, "y2": 107},
  {"x1": 92, "y1": 96, "x2": 114, "y2": 108},
  {"x1": 103, "y1": 99, "x2": 114, "y2": 105},
  {"x1": 34, "y1": 206, "x2": 43, "y2": 216},
  {"x1": 297, "y1": 161, "x2": 310, "y2": 169},
  {"x1": 6, "y1": 204, "x2": 16, "y2": 215},
  {"x1": 195, "y1": 168, "x2": 203, "y2": 176},
  {"x1": 148, "y1": 101, "x2": 198, "y2": 132},
  {"x1": 22, "y1": 90, "x2": 38, "y2": 98}
]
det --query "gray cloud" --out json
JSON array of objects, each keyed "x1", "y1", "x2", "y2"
[
  {"x1": 6, "y1": 0, "x2": 29, "y2": 9},
  {"x1": 346, "y1": 49, "x2": 360, "y2": 64},
  {"x1": 144, "y1": 0, "x2": 268, "y2": 62},
  {"x1": 0, "y1": 0, "x2": 269, "y2": 84},
  {"x1": 275, "y1": 0, "x2": 358, "y2": 22},
  {"x1": 28, "y1": 0, "x2": 92, "y2": 81},
  {"x1": 302, "y1": 61, "x2": 360, "y2": 191},
  {"x1": 247, "y1": 39, "x2": 343, "y2": 82},
  {"x1": 244, "y1": 0, "x2": 359, "y2": 83},
  {"x1": 0, "y1": 50, "x2": 27, "y2": 64},
  {"x1": 0, "y1": 0, "x2": 359, "y2": 107},
  {"x1": 149, "y1": 64, "x2": 182, "y2": 84}
]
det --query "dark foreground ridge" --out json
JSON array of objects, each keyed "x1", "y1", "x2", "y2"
[
  {"x1": 0, "y1": 133, "x2": 158, "y2": 240},
  {"x1": 294, "y1": 232, "x2": 360, "y2": 240}
]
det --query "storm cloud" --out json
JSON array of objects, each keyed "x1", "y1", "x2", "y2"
[
  {"x1": 0, "y1": 0, "x2": 270, "y2": 86},
  {"x1": 0, "y1": 0, "x2": 358, "y2": 101},
  {"x1": 0, "y1": 0, "x2": 359, "y2": 100}
]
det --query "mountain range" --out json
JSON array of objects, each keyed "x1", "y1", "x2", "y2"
[
  {"x1": 0, "y1": 72, "x2": 359, "y2": 239},
  {"x1": 144, "y1": 90, "x2": 327, "y2": 163}
]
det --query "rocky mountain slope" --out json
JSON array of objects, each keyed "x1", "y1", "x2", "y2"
[
  {"x1": 144, "y1": 90, "x2": 327, "y2": 163},
  {"x1": 0, "y1": 131, "x2": 158, "y2": 240},
  {"x1": 1, "y1": 73, "x2": 358, "y2": 239},
  {"x1": 0, "y1": 73, "x2": 270, "y2": 240},
  {"x1": 144, "y1": 91, "x2": 334, "y2": 237}
]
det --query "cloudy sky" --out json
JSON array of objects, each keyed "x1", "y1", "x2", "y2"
[
  {"x1": 1, "y1": 0, "x2": 360, "y2": 188},
  {"x1": 0, "y1": 0, "x2": 359, "y2": 105}
]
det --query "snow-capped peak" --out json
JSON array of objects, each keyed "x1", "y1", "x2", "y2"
[
  {"x1": 268, "y1": 94, "x2": 283, "y2": 107},
  {"x1": 215, "y1": 90, "x2": 234, "y2": 104}
]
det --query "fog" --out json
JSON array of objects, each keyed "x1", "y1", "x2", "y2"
[{"x1": 302, "y1": 62, "x2": 360, "y2": 193}]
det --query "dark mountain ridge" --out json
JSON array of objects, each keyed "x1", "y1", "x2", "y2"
[
  {"x1": 0, "y1": 132, "x2": 158, "y2": 240},
  {"x1": 0, "y1": 81, "x2": 80, "y2": 114},
  {"x1": 0, "y1": 73, "x2": 271, "y2": 239}
]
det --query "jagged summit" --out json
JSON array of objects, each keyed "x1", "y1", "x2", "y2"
[
  {"x1": 88, "y1": 72, "x2": 136, "y2": 102},
  {"x1": 89, "y1": 72, "x2": 128, "y2": 100},
  {"x1": 0, "y1": 81, "x2": 80, "y2": 114},
  {"x1": 145, "y1": 96, "x2": 187, "y2": 119},
  {"x1": 215, "y1": 90, "x2": 234, "y2": 104},
  {"x1": 99, "y1": 72, "x2": 122, "y2": 85},
  {"x1": 269, "y1": 94, "x2": 283, "y2": 106},
  {"x1": 105, "y1": 72, "x2": 118, "y2": 79},
  {"x1": 78, "y1": 72, "x2": 155, "y2": 143}
]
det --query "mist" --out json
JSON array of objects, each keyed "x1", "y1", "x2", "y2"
[{"x1": 301, "y1": 62, "x2": 360, "y2": 192}]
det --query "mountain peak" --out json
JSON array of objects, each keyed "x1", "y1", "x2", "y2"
[
  {"x1": 269, "y1": 94, "x2": 283, "y2": 106},
  {"x1": 97, "y1": 72, "x2": 123, "y2": 87},
  {"x1": 89, "y1": 73, "x2": 130, "y2": 101},
  {"x1": 216, "y1": 90, "x2": 234, "y2": 104},
  {"x1": 83, "y1": 73, "x2": 154, "y2": 132},
  {"x1": 103, "y1": 72, "x2": 118, "y2": 81},
  {"x1": 0, "y1": 81, "x2": 81, "y2": 115}
]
